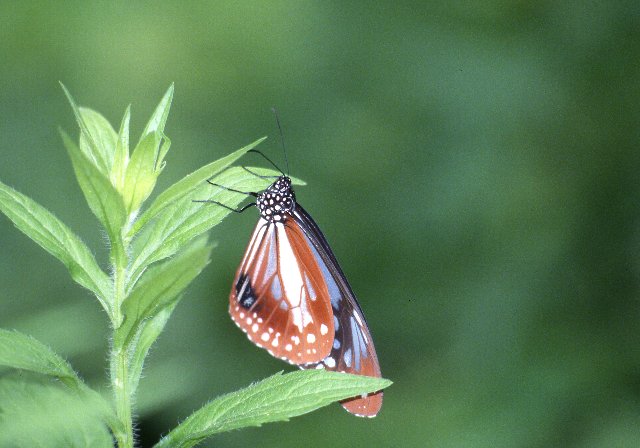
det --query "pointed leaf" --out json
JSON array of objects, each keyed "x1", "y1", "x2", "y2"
[
  {"x1": 0, "y1": 331, "x2": 122, "y2": 438},
  {"x1": 123, "y1": 131, "x2": 161, "y2": 215},
  {"x1": 61, "y1": 129, "x2": 127, "y2": 264},
  {"x1": 116, "y1": 237, "x2": 212, "y2": 396},
  {"x1": 0, "y1": 180, "x2": 111, "y2": 311},
  {"x1": 129, "y1": 136, "x2": 267, "y2": 236},
  {"x1": 154, "y1": 370, "x2": 392, "y2": 448},
  {"x1": 126, "y1": 298, "x2": 180, "y2": 396},
  {"x1": 111, "y1": 105, "x2": 131, "y2": 192},
  {"x1": 79, "y1": 107, "x2": 117, "y2": 173},
  {"x1": 117, "y1": 236, "x2": 213, "y2": 347},
  {"x1": 0, "y1": 329, "x2": 79, "y2": 386},
  {"x1": 60, "y1": 83, "x2": 111, "y2": 175},
  {"x1": 139, "y1": 83, "x2": 174, "y2": 146},
  {"x1": 0, "y1": 375, "x2": 114, "y2": 448}
]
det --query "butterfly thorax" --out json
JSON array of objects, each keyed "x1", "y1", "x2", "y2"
[{"x1": 256, "y1": 176, "x2": 296, "y2": 222}]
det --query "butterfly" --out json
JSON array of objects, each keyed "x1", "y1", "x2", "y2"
[
  {"x1": 201, "y1": 116, "x2": 383, "y2": 416},
  {"x1": 214, "y1": 167, "x2": 383, "y2": 417}
]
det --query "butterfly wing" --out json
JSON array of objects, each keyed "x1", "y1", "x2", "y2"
[
  {"x1": 229, "y1": 217, "x2": 335, "y2": 364},
  {"x1": 292, "y1": 205, "x2": 383, "y2": 417}
]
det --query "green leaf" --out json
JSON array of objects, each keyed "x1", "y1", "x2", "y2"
[
  {"x1": 0, "y1": 180, "x2": 111, "y2": 312},
  {"x1": 116, "y1": 236, "x2": 212, "y2": 396},
  {"x1": 0, "y1": 331, "x2": 122, "y2": 439},
  {"x1": 0, "y1": 329, "x2": 79, "y2": 387},
  {"x1": 128, "y1": 166, "x2": 303, "y2": 289},
  {"x1": 157, "y1": 133, "x2": 171, "y2": 171},
  {"x1": 60, "y1": 129, "x2": 127, "y2": 265},
  {"x1": 60, "y1": 83, "x2": 112, "y2": 175},
  {"x1": 79, "y1": 107, "x2": 117, "y2": 174},
  {"x1": 119, "y1": 85, "x2": 175, "y2": 216},
  {"x1": 154, "y1": 370, "x2": 392, "y2": 448},
  {"x1": 111, "y1": 105, "x2": 131, "y2": 192},
  {"x1": 129, "y1": 136, "x2": 267, "y2": 237},
  {"x1": 117, "y1": 236, "x2": 212, "y2": 349},
  {"x1": 139, "y1": 83, "x2": 174, "y2": 147},
  {"x1": 123, "y1": 131, "x2": 162, "y2": 215},
  {"x1": 0, "y1": 375, "x2": 114, "y2": 448},
  {"x1": 126, "y1": 298, "x2": 179, "y2": 397}
]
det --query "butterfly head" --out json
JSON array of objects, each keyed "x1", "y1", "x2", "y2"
[{"x1": 257, "y1": 176, "x2": 296, "y2": 222}]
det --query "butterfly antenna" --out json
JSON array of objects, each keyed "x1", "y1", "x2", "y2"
[
  {"x1": 247, "y1": 149, "x2": 284, "y2": 175},
  {"x1": 271, "y1": 107, "x2": 290, "y2": 175}
]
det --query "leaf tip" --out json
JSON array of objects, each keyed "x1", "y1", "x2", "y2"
[
  {"x1": 59, "y1": 82, "x2": 75, "y2": 106},
  {"x1": 164, "y1": 83, "x2": 175, "y2": 103}
]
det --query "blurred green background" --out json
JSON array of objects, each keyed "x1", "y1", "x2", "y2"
[{"x1": 1, "y1": 1, "x2": 639, "y2": 447}]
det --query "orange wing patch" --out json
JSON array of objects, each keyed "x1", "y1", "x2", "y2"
[{"x1": 229, "y1": 218, "x2": 334, "y2": 364}]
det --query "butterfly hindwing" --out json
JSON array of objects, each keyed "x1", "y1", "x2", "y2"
[
  {"x1": 293, "y1": 206, "x2": 383, "y2": 417},
  {"x1": 315, "y1": 293, "x2": 383, "y2": 417}
]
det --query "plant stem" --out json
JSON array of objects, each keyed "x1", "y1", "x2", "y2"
[
  {"x1": 112, "y1": 241, "x2": 134, "y2": 447},
  {"x1": 114, "y1": 348, "x2": 133, "y2": 446}
]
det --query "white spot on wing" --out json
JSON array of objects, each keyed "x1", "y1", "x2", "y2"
[
  {"x1": 271, "y1": 275, "x2": 282, "y2": 300},
  {"x1": 325, "y1": 357, "x2": 336, "y2": 368},
  {"x1": 344, "y1": 348, "x2": 352, "y2": 368},
  {"x1": 307, "y1": 333, "x2": 316, "y2": 343},
  {"x1": 304, "y1": 272, "x2": 316, "y2": 300},
  {"x1": 320, "y1": 324, "x2": 328, "y2": 335},
  {"x1": 354, "y1": 311, "x2": 370, "y2": 344}
]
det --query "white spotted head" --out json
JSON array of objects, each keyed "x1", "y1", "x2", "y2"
[{"x1": 256, "y1": 176, "x2": 296, "y2": 222}]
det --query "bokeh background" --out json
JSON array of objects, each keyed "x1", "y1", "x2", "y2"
[{"x1": 1, "y1": 2, "x2": 639, "y2": 447}]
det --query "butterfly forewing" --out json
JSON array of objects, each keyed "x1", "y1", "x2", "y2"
[{"x1": 229, "y1": 217, "x2": 335, "y2": 364}]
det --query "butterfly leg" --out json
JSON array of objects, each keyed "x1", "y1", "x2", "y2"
[
  {"x1": 206, "y1": 179, "x2": 259, "y2": 197},
  {"x1": 193, "y1": 199, "x2": 256, "y2": 214}
]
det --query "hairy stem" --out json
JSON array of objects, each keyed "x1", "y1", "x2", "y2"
[{"x1": 111, "y1": 240, "x2": 133, "y2": 447}]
